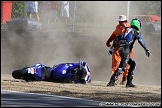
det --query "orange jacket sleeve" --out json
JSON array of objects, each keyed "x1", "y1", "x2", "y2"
[
  {"x1": 106, "y1": 25, "x2": 120, "y2": 47},
  {"x1": 106, "y1": 31, "x2": 116, "y2": 47}
]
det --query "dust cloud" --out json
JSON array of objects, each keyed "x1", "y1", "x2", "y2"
[{"x1": 1, "y1": 1, "x2": 161, "y2": 86}]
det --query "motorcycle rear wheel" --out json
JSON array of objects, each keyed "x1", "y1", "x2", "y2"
[{"x1": 12, "y1": 69, "x2": 26, "y2": 79}]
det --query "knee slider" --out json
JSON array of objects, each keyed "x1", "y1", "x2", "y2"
[{"x1": 117, "y1": 68, "x2": 124, "y2": 74}]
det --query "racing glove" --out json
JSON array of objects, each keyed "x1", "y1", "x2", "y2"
[
  {"x1": 145, "y1": 49, "x2": 151, "y2": 57},
  {"x1": 108, "y1": 47, "x2": 114, "y2": 55}
]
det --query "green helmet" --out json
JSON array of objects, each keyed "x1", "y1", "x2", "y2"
[{"x1": 131, "y1": 18, "x2": 141, "y2": 31}]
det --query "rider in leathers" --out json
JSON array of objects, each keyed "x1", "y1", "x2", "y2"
[{"x1": 107, "y1": 18, "x2": 151, "y2": 87}]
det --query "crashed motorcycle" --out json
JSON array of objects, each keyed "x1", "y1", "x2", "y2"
[{"x1": 12, "y1": 60, "x2": 91, "y2": 84}]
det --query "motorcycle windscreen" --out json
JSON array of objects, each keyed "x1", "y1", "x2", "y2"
[{"x1": 82, "y1": 70, "x2": 91, "y2": 83}]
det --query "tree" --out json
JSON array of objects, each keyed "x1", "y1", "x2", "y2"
[{"x1": 12, "y1": 1, "x2": 26, "y2": 19}]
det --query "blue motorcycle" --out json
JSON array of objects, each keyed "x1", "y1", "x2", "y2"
[{"x1": 12, "y1": 60, "x2": 91, "y2": 84}]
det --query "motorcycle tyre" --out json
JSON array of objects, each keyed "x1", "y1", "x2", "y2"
[{"x1": 12, "y1": 69, "x2": 26, "y2": 79}]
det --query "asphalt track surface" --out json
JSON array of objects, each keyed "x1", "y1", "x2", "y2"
[
  {"x1": 1, "y1": 90, "x2": 105, "y2": 107},
  {"x1": 1, "y1": 90, "x2": 141, "y2": 107}
]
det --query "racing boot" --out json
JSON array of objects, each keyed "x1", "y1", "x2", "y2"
[
  {"x1": 126, "y1": 76, "x2": 136, "y2": 87},
  {"x1": 107, "y1": 75, "x2": 116, "y2": 87},
  {"x1": 107, "y1": 79, "x2": 115, "y2": 87},
  {"x1": 120, "y1": 76, "x2": 127, "y2": 85},
  {"x1": 107, "y1": 68, "x2": 122, "y2": 87}
]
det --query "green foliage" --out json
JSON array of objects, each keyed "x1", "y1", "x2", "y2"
[{"x1": 12, "y1": 1, "x2": 26, "y2": 19}]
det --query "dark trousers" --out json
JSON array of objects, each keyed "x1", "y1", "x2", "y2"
[{"x1": 110, "y1": 46, "x2": 136, "y2": 81}]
